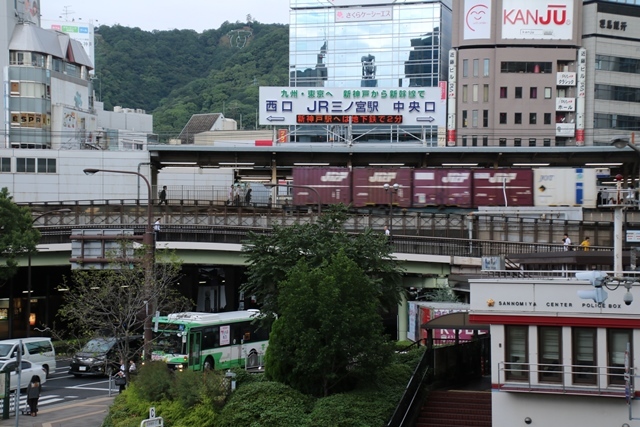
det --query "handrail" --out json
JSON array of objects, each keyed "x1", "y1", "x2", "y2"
[
  {"x1": 386, "y1": 345, "x2": 431, "y2": 427},
  {"x1": 497, "y1": 361, "x2": 635, "y2": 397}
]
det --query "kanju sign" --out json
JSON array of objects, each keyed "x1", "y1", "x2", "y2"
[
  {"x1": 501, "y1": 0, "x2": 574, "y2": 40},
  {"x1": 259, "y1": 87, "x2": 445, "y2": 126}
]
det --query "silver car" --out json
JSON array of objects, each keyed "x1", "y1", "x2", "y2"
[{"x1": 0, "y1": 360, "x2": 47, "y2": 391}]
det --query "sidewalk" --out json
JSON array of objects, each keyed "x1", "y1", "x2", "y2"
[{"x1": 0, "y1": 396, "x2": 114, "y2": 427}]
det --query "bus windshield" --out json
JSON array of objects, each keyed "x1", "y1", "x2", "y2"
[{"x1": 152, "y1": 332, "x2": 184, "y2": 355}]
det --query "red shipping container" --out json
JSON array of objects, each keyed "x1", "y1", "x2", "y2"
[
  {"x1": 413, "y1": 169, "x2": 473, "y2": 207},
  {"x1": 292, "y1": 167, "x2": 351, "y2": 206},
  {"x1": 472, "y1": 169, "x2": 534, "y2": 207},
  {"x1": 352, "y1": 168, "x2": 412, "y2": 208}
]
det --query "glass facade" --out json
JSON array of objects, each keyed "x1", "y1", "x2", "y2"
[
  {"x1": 288, "y1": 0, "x2": 451, "y2": 143},
  {"x1": 289, "y1": 0, "x2": 451, "y2": 88}
]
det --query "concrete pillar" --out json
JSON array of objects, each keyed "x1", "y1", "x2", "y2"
[{"x1": 397, "y1": 293, "x2": 408, "y2": 342}]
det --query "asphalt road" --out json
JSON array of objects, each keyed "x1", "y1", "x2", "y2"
[{"x1": 3, "y1": 359, "x2": 119, "y2": 415}]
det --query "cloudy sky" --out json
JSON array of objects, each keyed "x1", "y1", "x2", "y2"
[{"x1": 40, "y1": 0, "x2": 290, "y2": 32}]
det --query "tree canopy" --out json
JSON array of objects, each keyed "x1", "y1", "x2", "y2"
[
  {"x1": 265, "y1": 250, "x2": 394, "y2": 397},
  {"x1": 0, "y1": 188, "x2": 40, "y2": 281},
  {"x1": 58, "y1": 241, "x2": 191, "y2": 367},
  {"x1": 94, "y1": 21, "x2": 289, "y2": 137},
  {"x1": 241, "y1": 205, "x2": 405, "y2": 324}
]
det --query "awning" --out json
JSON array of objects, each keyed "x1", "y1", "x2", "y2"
[{"x1": 421, "y1": 311, "x2": 489, "y2": 331}]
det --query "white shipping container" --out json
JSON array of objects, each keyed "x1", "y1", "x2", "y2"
[{"x1": 533, "y1": 168, "x2": 597, "y2": 208}]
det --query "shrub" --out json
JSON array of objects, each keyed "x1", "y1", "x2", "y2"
[
  {"x1": 131, "y1": 361, "x2": 173, "y2": 402},
  {"x1": 217, "y1": 381, "x2": 314, "y2": 427},
  {"x1": 307, "y1": 391, "x2": 396, "y2": 427}
]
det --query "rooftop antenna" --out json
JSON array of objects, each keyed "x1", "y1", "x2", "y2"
[{"x1": 59, "y1": 5, "x2": 75, "y2": 21}]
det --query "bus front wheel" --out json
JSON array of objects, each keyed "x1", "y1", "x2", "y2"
[{"x1": 203, "y1": 357, "x2": 215, "y2": 371}]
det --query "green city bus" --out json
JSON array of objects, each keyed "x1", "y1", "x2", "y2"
[{"x1": 150, "y1": 310, "x2": 269, "y2": 371}]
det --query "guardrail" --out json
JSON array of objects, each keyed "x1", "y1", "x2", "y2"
[
  {"x1": 497, "y1": 361, "x2": 634, "y2": 397},
  {"x1": 37, "y1": 224, "x2": 615, "y2": 259}
]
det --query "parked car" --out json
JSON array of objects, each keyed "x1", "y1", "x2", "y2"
[
  {"x1": 0, "y1": 338, "x2": 56, "y2": 378},
  {"x1": 69, "y1": 336, "x2": 143, "y2": 377},
  {"x1": 0, "y1": 359, "x2": 47, "y2": 391}
]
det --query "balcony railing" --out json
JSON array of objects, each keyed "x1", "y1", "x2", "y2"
[{"x1": 497, "y1": 361, "x2": 634, "y2": 397}]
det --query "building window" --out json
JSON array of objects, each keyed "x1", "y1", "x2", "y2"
[
  {"x1": 16, "y1": 158, "x2": 36, "y2": 173},
  {"x1": 608, "y1": 329, "x2": 632, "y2": 386},
  {"x1": 505, "y1": 325, "x2": 529, "y2": 381},
  {"x1": 499, "y1": 112, "x2": 507, "y2": 124},
  {"x1": 500, "y1": 87, "x2": 508, "y2": 98},
  {"x1": 595, "y1": 54, "x2": 640, "y2": 74},
  {"x1": 472, "y1": 84, "x2": 478, "y2": 102},
  {"x1": 544, "y1": 113, "x2": 552, "y2": 125},
  {"x1": 514, "y1": 113, "x2": 522, "y2": 124},
  {"x1": 37, "y1": 159, "x2": 56, "y2": 173},
  {"x1": 545, "y1": 87, "x2": 552, "y2": 99},
  {"x1": 472, "y1": 135, "x2": 478, "y2": 146},
  {"x1": 0, "y1": 158, "x2": 10, "y2": 173},
  {"x1": 501, "y1": 62, "x2": 552, "y2": 73},
  {"x1": 514, "y1": 138, "x2": 521, "y2": 147},
  {"x1": 462, "y1": 85, "x2": 468, "y2": 103},
  {"x1": 499, "y1": 138, "x2": 507, "y2": 147},
  {"x1": 472, "y1": 110, "x2": 478, "y2": 127},
  {"x1": 461, "y1": 136, "x2": 467, "y2": 147},
  {"x1": 543, "y1": 138, "x2": 551, "y2": 147},
  {"x1": 573, "y1": 328, "x2": 597, "y2": 385},
  {"x1": 483, "y1": 59, "x2": 490, "y2": 77},
  {"x1": 463, "y1": 59, "x2": 468, "y2": 78},
  {"x1": 483, "y1": 84, "x2": 489, "y2": 102},
  {"x1": 538, "y1": 327, "x2": 562, "y2": 383},
  {"x1": 529, "y1": 138, "x2": 536, "y2": 147},
  {"x1": 530, "y1": 113, "x2": 537, "y2": 125},
  {"x1": 462, "y1": 110, "x2": 468, "y2": 128},
  {"x1": 530, "y1": 87, "x2": 537, "y2": 98},
  {"x1": 482, "y1": 136, "x2": 488, "y2": 146},
  {"x1": 515, "y1": 87, "x2": 523, "y2": 99},
  {"x1": 483, "y1": 110, "x2": 488, "y2": 127},
  {"x1": 473, "y1": 59, "x2": 479, "y2": 77}
]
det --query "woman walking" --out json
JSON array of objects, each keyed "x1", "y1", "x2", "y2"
[{"x1": 26, "y1": 375, "x2": 41, "y2": 416}]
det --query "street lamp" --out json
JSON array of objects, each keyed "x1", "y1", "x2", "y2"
[
  {"x1": 383, "y1": 183, "x2": 399, "y2": 232},
  {"x1": 26, "y1": 209, "x2": 71, "y2": 337},
  {"x1": 264, "y1": 183, "x2": 322, "y2": 214},
  {"x1": 83, "y1": 168, "x2": 155, "y2": 359}
]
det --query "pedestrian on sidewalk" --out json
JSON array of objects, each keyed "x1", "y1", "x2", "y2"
[
  {"x1": 26, "y1": 375, "x2": 41, "y2": 417},
  {"x1": 158, "y1": 185, "x2": 168, "y2": 206}
]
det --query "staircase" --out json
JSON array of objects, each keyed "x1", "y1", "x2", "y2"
[{"x1": 415, "y1": 390, "x2": 492, "y2": 427}]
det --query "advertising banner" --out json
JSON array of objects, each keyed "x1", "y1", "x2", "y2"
[
  {"x1": 502, "y1": 0, "x2": 574, "y2": 40},
  {"x1": 464, "y1": 0, "x2": 492, "y2": 40},
  {"x1": 259, "y1": 87, "x2": 445, "y2": 126}
]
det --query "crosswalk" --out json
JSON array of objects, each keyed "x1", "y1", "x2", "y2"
[{"x1": 0, "y1": 394, "x2": 79, "y2": 414}]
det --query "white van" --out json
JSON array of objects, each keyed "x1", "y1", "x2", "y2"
[{"x1": 0, "y1": 338, "x2": 56, "y2": 377}]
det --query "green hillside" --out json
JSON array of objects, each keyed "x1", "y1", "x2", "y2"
[{"x1": 94, "y1": 21, "x2": 289, "y2": 138}]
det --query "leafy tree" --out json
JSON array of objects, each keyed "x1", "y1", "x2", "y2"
[
  {"x1": 0, "y1": 187, "x2": 40, "y2": 281},
  {"x1": 265, "y1": 251, "x2": 394, "y2": 397},
  {"x1": 58, "y1": 241, "x2": 191, "y2": 374},
  {"x1": 241, "y1": 205, "x2": 405, "y2": 324}
]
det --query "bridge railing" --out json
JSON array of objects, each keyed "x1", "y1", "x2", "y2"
[{"x1": 38, "y1": 224, "x2": 613, "y2": 258}]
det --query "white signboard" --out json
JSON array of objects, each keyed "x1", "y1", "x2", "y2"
[
  {"x1": 464, "y1": 0, "x2": 492, "y2": 40},
  {"x1": 627, "y1": 230, "x2": 640, "y2": 243},
  {"x1": 259, "y1": 87, "x2": 446, "y2": 126},
  {"x1": 556, "y1": 72, "x2": 576, "y2": 86},
  {"x1": 335, "y1": 6, "x2": 392, "y2": 22},
  {"x1": 556, "y1": 98, "x2": 575, "y2": 111},
  {"x1": 43, "y1": 20, "x2": 96, "y2": 72},
  {"x1": 220, "y1": 325, "x2": 230, "y2": 346},
  {"x1": 556, "y1": 123, "x2": 575, "y2": 137},
  {"x1": 502, "y1": 0, "x2": 574, "y2": 40}
]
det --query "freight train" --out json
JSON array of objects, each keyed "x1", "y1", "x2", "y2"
[{"x1": 288, "y1": 167, "x2": 603, "y2": 209}]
